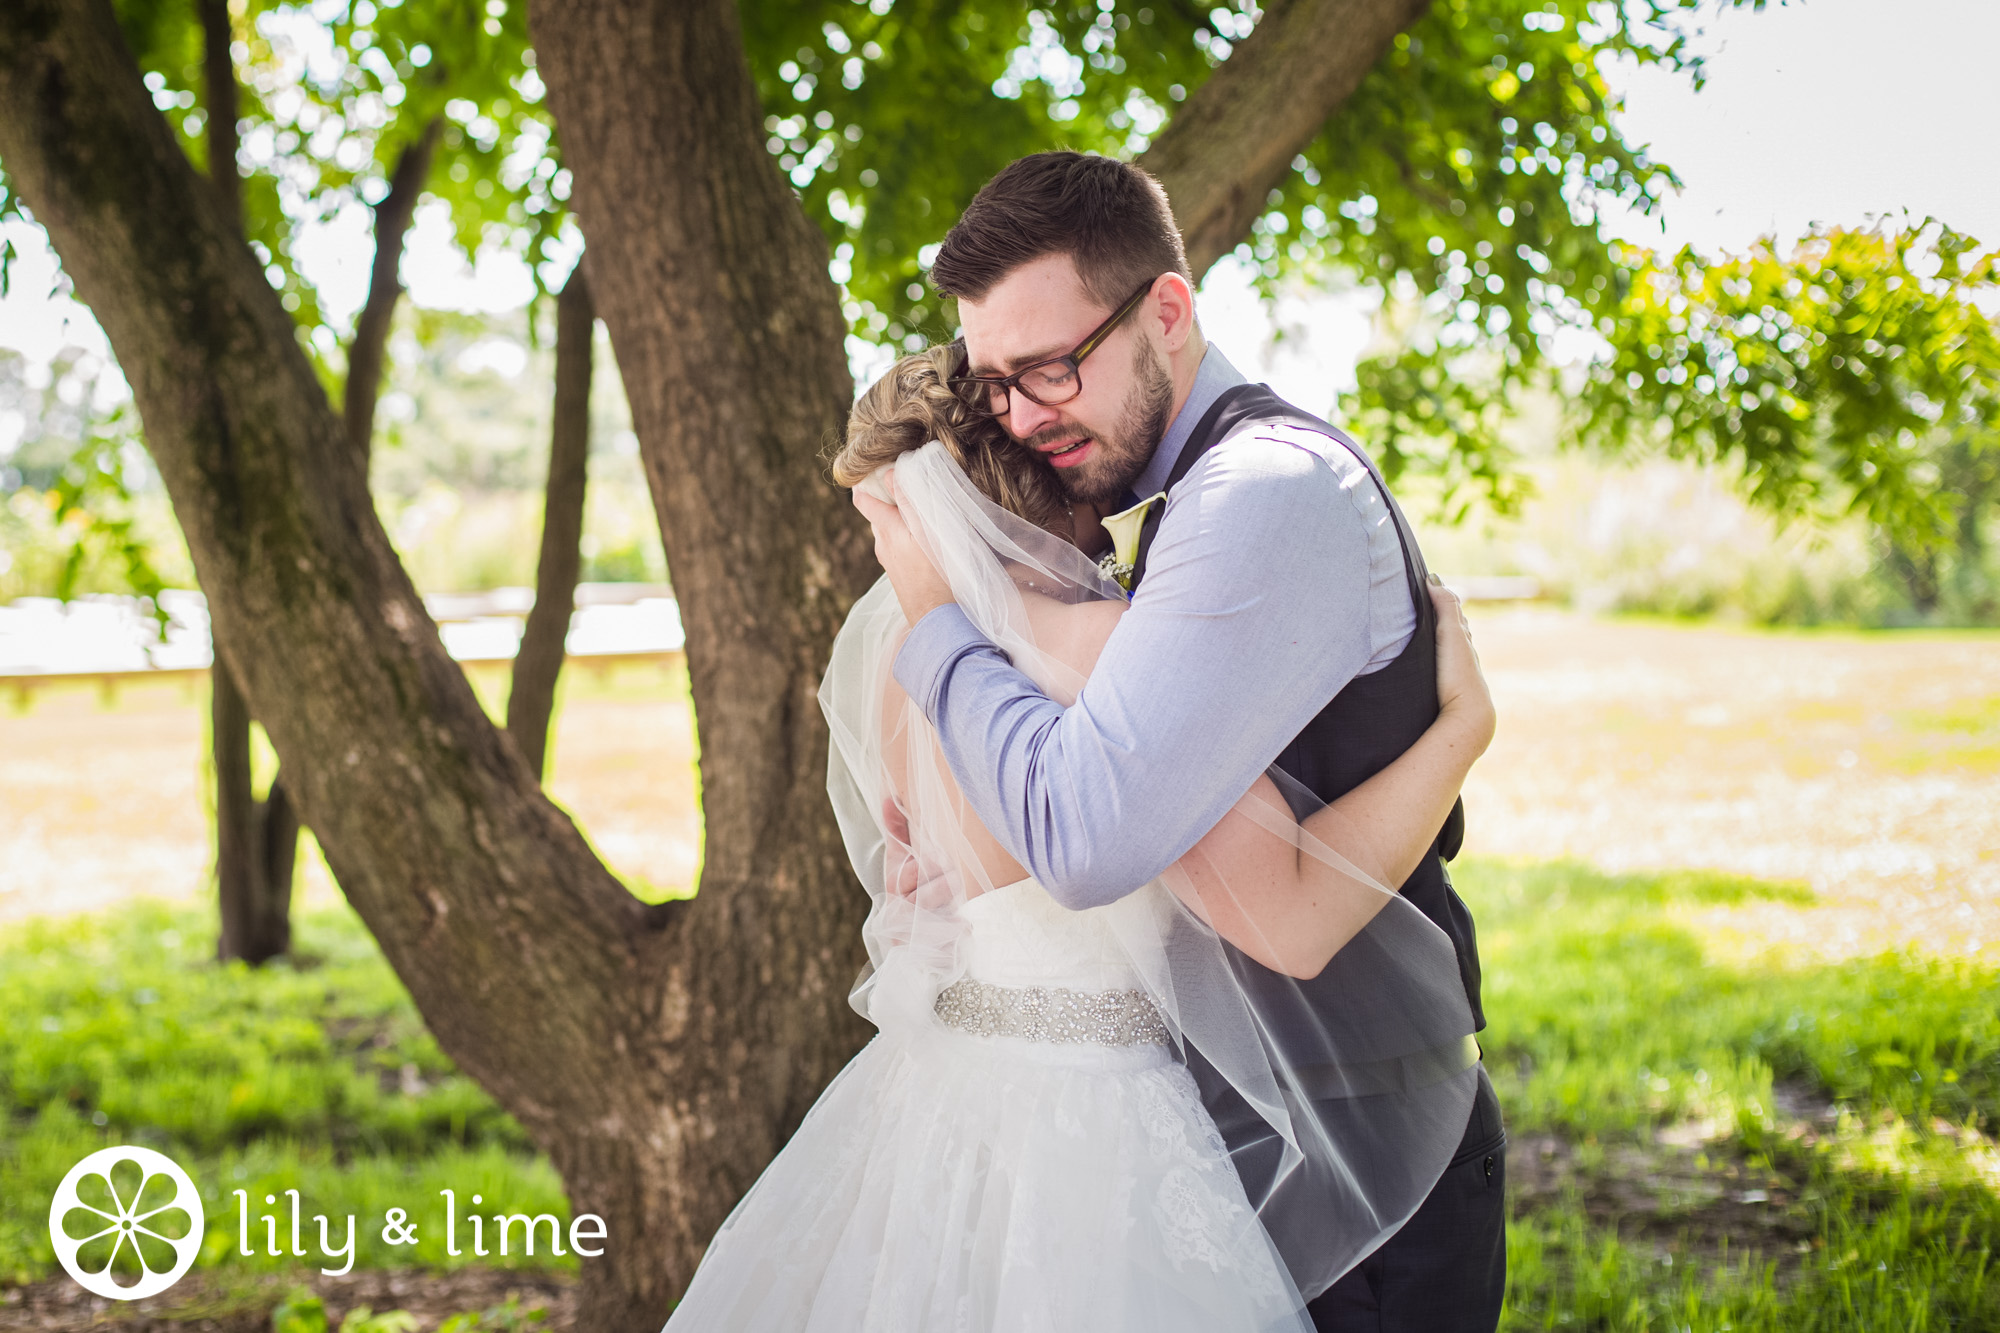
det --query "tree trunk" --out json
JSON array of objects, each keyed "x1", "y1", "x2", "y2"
[
  {"x1": 1886, "y1": 544, "x2": 1942, "y2": 614},
  {"x1": 1, "y1": 0, "x2": 873, "y2": 1325},
  {"x1": 212, "y1": 661, "x2": 293, "y2": 962},
  {"x1": 201, "y1": 0, "x2": 296, "y2": 966},
  {"x1": 506, "y1": 263, "x2": 594, "y2": 781},
  {"x1": 214, "y1": 101, "x2": 435, "y2": 966},
  {"x1": 260, "y1": 772, "x2": 301, "y2": 912},
  {"x1": 1137, "y1": 0, "x2": 1432, "y2": 280},
  {"x1": 195, "y1": 0, "x2": 238, "y2": 218},
  {"x1": 1, "y1": 6, "x2": 678, "y2": 1328},
  {"x1": 528, "y1": 0, "x2": 880, "y2": 1318},
  {"x1": 345, "y1": 118, "x2": 440, "y2": 464}
]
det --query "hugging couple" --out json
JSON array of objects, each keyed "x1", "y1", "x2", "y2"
[{"x1": 661, "y1": 150, "x2": 1506, "y2": 1332}]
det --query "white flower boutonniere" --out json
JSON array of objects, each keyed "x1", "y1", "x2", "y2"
[{"x1": 1096, "y1": 490, "x2": 1166, "y2": 592}]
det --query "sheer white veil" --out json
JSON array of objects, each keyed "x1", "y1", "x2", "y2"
[{"x1": 818, "y1": 439, "x2": 1480, "y2": 1302}]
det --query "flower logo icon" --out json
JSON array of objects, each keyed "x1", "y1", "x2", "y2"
[{"x1": 49, "y1": 1146, "x2": 204, "y2": 1300}]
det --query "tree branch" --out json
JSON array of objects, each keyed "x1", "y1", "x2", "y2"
[
  {"x1": 1138, "y1": 0, "x2": 1432, "y2": 280},
  {"x1": 507, "y1": 261, "x2": 593, "y2": 780},
  {"x1": 345, "y1": 117, "x2": 440, "y2": 462},
  {"x1": 196, "y1": 0, "x2": 239, "y2": 229}
]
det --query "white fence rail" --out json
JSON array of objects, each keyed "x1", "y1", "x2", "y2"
[
  {"x1": 0, "y1": 584, "x2": 686, "y2": 708},
  {"x1": 0, "y1": 574, "x2": 1541, "y2": 707}
]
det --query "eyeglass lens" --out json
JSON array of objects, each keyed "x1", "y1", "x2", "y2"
[{"x1": 982, "y1": 362, "x2": 1080, "y2": 415}]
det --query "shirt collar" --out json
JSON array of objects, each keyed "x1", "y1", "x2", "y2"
[{"x1": 1132, "y1": 343, "x2": 1248, "y2": 501}]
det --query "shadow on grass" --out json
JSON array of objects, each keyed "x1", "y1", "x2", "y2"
[{"x1": 1453, "y1": 858, "x2": 2000, "y2": 1331}]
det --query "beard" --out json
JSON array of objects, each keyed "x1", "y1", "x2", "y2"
[{"x1": 1021, "y1": 341, "x2": 1175, "y2": 507}]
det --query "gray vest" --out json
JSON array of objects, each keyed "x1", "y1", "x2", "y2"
[{"x1": 1127, "y1": 383, "x2": 1483, "y2": 1030}]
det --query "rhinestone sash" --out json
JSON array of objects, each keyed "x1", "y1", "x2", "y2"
[{"x1": 933, "y1": 977, "x2": 1171, "y2": 1047}]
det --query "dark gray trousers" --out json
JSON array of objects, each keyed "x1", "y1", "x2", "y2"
[{"x1": 1306, "y1": 1062, "x2": 1507, "y2": 1331}]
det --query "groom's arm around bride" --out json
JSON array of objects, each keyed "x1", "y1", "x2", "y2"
[{"x1": 856, "y1": 150, "x2": 1506, "y2": 1332}]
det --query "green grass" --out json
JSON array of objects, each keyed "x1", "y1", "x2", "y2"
[
  {"x1": 1455, "y1": 858, "x2": 2000, "y2": 1330},
  {"x1": 0, "y1": 899, "x2": 569, "y2": 1289},
  {"x1": 1878, "y1": 694, "x2": 2000, "y2": 775},
  {"x1": 3, "y1": 863, "x2": 1997, "y2": 1329}
]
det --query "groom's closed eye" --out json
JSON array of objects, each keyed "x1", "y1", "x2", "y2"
[{"x1": 969, "y1": 345, "x2": 1066, "y2": 377}]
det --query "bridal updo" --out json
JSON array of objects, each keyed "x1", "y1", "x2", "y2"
[{"x1": 831, "y1": 344, "x2": 1070, "y2": 531}]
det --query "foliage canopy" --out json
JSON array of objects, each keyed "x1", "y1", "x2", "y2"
[{"x1": 1, "y1": 0, "x2": 1995, "y2": 554}]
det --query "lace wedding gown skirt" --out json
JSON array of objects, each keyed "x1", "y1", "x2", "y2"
[{"x1": 660, "y1": 878, "x2": 1312, "y2": 1332}]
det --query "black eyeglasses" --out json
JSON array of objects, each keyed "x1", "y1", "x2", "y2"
[{"x1": 949, "y1": 279, "x2": 1156, "y2": 417}]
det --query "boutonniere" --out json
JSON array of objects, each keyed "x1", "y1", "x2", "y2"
[{"x1": 1095, "y1": 490, "x2": 1166, "y2": 592}]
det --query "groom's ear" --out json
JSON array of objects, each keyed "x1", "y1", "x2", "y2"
[{"x1": 1151, "y1": 275, "x2": 1197, "y2": 353}]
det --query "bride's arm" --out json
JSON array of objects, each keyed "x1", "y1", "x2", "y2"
[
  {"x1": 1171, "y1": 583, "x2": 1493, "y2": 977},
  {"x1": 1025, "y1": 582, "x2": 1493, "y2": 978},
  {"x1": 1302, "y1": 582, "x2": 1494, "y2": 887}
]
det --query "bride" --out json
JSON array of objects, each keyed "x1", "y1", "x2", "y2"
[{"x1": 660, "y1": 346, "x2": 1497, "y2": 1332}]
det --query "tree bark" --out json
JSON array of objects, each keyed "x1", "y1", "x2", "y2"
[
  {"x1": 212, "y1": 662, "x2": 294, "y2": 962},
  {"x1": 201, "y1": 0, "x2": 297, "y2": 966},
  {"x1": 1137, "y1": 0, "x2": 1432, "y2": 280},
  {"x1": 345, "y1": 117, "x2": 440, "y2": 465},
  {"x1": 260, "y1": 772, "x2": 301, "y2": 911},
  {"x1": 216, "y1": 107, "x2": 437, "y2": 967},
  {"x1": 245, "y1": 115, "x2": 433, "y2": 945},
  {"x1": 0, "y1": 6, "x2": 738, "y2": 1329},
  {"x1": 506, "y1": 263, "x2": 594, "y2": 781},
  {"x1": 528, "y1": 0, "x2": 880, "y2": 1318},
  {"x1": 196, "y1": 0, "x2": 238, "y2": 224}
]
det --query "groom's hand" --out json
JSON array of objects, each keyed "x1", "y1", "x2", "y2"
[{"x1": 853, "y1": 480, "x2": 955, "y2": 626}]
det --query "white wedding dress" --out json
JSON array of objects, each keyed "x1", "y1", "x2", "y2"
[{"x1": 660, "y1": 876, "x2": 1312, "y2": 1333}]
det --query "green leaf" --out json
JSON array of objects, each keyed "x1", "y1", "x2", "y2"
[{"x1": 270, "y1": 1284, "x2": 330, "y2": 1333}]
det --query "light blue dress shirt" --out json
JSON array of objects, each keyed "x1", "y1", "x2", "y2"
[{"x1": 891, "y1": 343, "x2": 1416, "y2": 910}]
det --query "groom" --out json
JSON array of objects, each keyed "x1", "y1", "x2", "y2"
[{"x1": 852, "y1": 151, "x2": 1506, "y2": 1330}]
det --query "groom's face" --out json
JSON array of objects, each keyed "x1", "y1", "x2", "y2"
[{"x1": 957, "y1": 253, "x2": 1172, "y2": 507}]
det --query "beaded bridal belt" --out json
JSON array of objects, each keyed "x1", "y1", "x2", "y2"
[{"x1": 933, "y1": 978, "x2": 1171, "y2": 1047}]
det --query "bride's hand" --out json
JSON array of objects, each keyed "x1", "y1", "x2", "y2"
[
  {"x1": 1429, "y1": 577, "x2": 1496, "y2": 753},
  {"x1": 854, "y1": 474, "x2": 956, "y2": 626},
  {"x1": 881, "y1": 799, "x2": 920, "y2": 898}
]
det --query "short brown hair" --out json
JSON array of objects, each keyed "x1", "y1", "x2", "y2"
[
  {"x1": 929, "y1": 152, "x2": 1190, "y2": 310},
  {"x1": 829, "y1": 345, "x2": 1070, "y2": 530}
]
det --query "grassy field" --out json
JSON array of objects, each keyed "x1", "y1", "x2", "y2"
[
  {"x1": 1478, "y1": 859, "x2": 1997, "y2": 1328},
  {"x1": 1, "y1": 611, "x2": 1996, "y2": 1329}
]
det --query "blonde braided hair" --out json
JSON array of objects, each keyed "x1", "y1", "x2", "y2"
[{"x1": 830, "y1": 344, "x2": 1069, "y2": 531}]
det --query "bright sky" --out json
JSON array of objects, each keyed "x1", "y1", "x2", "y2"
[
  {"x1": 2, "y1": 0, "x2": 1995, "y2": 406},
  {"x1": 1599, "y1": 0, "x2": 2000, "y2": 255},
  {"x1": 1206, "y1": 0, "x2": 2000, "y2": 410}
]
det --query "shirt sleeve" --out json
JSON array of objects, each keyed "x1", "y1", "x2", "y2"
[{"x1": 890, "y1": 429, "x2": 1387, "y2": 910}]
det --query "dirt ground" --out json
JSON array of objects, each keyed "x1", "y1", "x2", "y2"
[
  {"x1": 0, "y1": 657, "x2": 702, "y2": 924},
  {"x1": 3, "y1": 611, "x2": 1995, "y2": 960},
  {"x1": 0, "y1": 1264, "x2": 576, "y2": 1332},
  {"x1": 1458, "y1": 610, "x2": 1998, "y2": 962}
]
